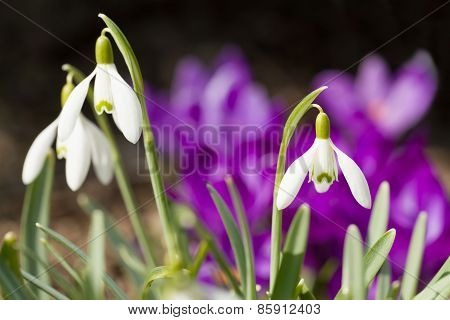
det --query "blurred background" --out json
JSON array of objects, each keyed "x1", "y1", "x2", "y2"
[{"x1": 0, "y1": 0, "x2": 449, "y2": 295}]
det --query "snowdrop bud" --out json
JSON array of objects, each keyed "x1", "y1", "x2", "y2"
[
  {"x1": 60, "y1": 80, "x2": 75, "y2": 107},
  {"x1": 315, "y1": 111, "x2": 330, "y2": 139},
  {"x1": 95, "y1": 34, "x2": 114, "y2": 64}
]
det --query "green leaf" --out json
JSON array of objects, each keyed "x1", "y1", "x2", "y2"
[
  {"x1": 367, "y1": 181, "x2": 390, "y2": 248},
  {"x1": 78, "y1": 194, "x2": 146, "y2": 287},
  {"x1": 414, "y1": 257, "x2": 450, "y2": 300},
  {"x1": 271, "y1": 205, "x2": 310, "y2": 300},
  {"x1": 207, "y1": 184, "x2": 247, "y2": 291},
  {"x1": 387, "y1": 280, "x2": 400, "y2": 299},
  {"x1": 21, "y1": 270, "x2": 68, "y2": 300},
  {"x1": 340, "y1": 225, "x2": 365, "y2": 300},
  {"x1": 376, "y1": 262, "x2": 392, "y2": 300},
  {"x1": 20, "y1": 152, "x2": 54, "y2": 298},
  {"x1": 189, "y1": 241, "x2": 209, "y2": 278},
  {"x1": 193, "y1": 219, "x2": 243, "y2": 298},
  {"x1": 401, "y1": 212, "x2": 427, "y2": 299},
  {"x1": 84, "y1": 210, "x2": 105, "y2": 299},
  {"x1": 336, "y1": 229, "x2": 396, "y2": 299},
  {"x1": 295, "y1": 279, "x2": 316, "y2": 300},
  {"x1": 144, "y1": 266, "x2": 189, "y2": 288},
  {"x1": 36, "y1": 223, "x2": 127, "y2": 299},
  {"x1": 225, "y1": 176, "x2": 256, "y2": 299},
  {"x1": 0, "y1": 233, "x2": 33, "y2": 299}
]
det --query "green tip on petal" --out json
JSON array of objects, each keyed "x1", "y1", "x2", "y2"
[
  {"x1": 95, "y1": 101, "x2": 113, "y2": 114},
  {"x1": 60, "y1": 81, "x2": 75, "y2": 107},
  {"x1": 95, "y1": 35, "x2": 114, "y2": 64},
  {"x1": 315, "y1": 112, "x2": 330, "y2": 139}
]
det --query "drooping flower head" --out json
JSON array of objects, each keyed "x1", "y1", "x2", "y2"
[
  {"x1": 22, "y1": 77, "x2": 113, "y2": 190},
  {"x1": 277, "y1": 110, "x2": 371, "y2": 210},
  {"x1": 57, "y1": 32, "x2": 142, "y2": 144}
]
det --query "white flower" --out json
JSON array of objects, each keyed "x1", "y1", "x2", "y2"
[
  {"x1": 276, "y1": 112, "x2": 371, "y2": 210},
  {"x1": 57, "y1": 35, "x2": 142, "y2": 144},
  {"x1": 22, "y1": 115, "x2": 113, "y2": 191}
]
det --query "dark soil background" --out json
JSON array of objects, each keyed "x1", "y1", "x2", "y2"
[{"x1": 0, "y1": 0, "x2": 449, "y2": 256}]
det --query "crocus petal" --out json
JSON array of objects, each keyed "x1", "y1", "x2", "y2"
[
  {"x1": 65, "y1": 118, "x2": 91, "y2": 191},
  {"x1": 22, "y1": 118, "x2": 58, "y2": 184},
  {"x1": 94, "y1": 64, "x2": 114, "y2": 114},
  {"x1": 58, "y1": 69, "x2": 97, "y2": 141},
  {"x1": 108, "y1": 64, "x2": 142, "y2": 143},
  {"x1": 276, "y1": 142, "x2": 316, "y2": 210},
  {"x1": 378, "y1": 51, "x2": 437, "y2": 138},
  {"x1": 332, "y1": 142, "x2": 372, "y2": 209},
  {"x1": 355, "y1": 55, "x2": 390, "y2": 107},
  {"x1": 83, "y1": 117, "x2": 113, "y2": 185}
]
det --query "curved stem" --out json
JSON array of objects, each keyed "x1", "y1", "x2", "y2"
[
  {"x1": 62, "y1": 64, "x2": 156, "y2": 268},
  {"x1": 98, "y1": 14, "x2": 179, "y2": 264}
]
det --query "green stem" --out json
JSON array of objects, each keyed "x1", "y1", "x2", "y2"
[
  {"x1": 269, "y1": 87, "x2": 327, "y2": 293},
  {"x1": 98, "y1": 14, "x2": 179, "y2": 264},
  {"x1": 62, "y1": 64, "x2": 156, "y2": 268}
]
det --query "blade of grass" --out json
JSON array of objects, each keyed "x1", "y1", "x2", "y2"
[
  {"x1": 207, "y1": 184, "x2": 247, "y2": 294},
  {"x1": 401, "y1": 212, "x2": 427, "y2": 299},
  {"x1": 36, "y1": 223, "x2": 127, "y2": 299},
  {"x1": 335, "y1": 229, "x2": 395, "y2": 299},
  {"x1": 414, "y1": 274, "x2": 450, "y2": 300},
  {"x1": 225, "y1": 176, "x2": 256, "y2": 299},
  {"x1": 367, "y1": 181, "x2": 390, "y2": 249},
  {"x1": 387, "y1": 280, "x2": 400, "y2": 299},
  {"x1": 271, "y1": 205, "x2": 310, "y2": 300},
  {"x1": 20, "y1": 152, "x2": 54, "y2": 298},
  {"x1": 21, "y1": 270, "x2": 69, "y2": 300},
  {"x1": 340, "y1": 225, "x2": 365, "y2": 300},
  {"x1": 414, "y1": 257, "x2": 450, "y2": 300}
]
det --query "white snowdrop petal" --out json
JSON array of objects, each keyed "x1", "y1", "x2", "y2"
[
  {"x1": 332, "y1": 142, "x2": 372, "y2": 209},
  {"x1": 313, "y1": 180, "x2": 332, "y2": 193},
  {"x1": 22, "y1": 118, "x2": 59, "y2": 184},
  {"x1": 58, "y1": 69, "x2": 97, "y2": 141},
  {"x1": 108, "y1": 64, "x2": 142, "y2": 143},
  {"x1": 94, "y1": 64, "x2": 114, "y2": 114},
  {"x1": 83, "y1": 117, "x2": 114, "y2": 185},
  {"x1": 276, "y1": 143, "x2": 316, "y2": 210},
  {"x1": 65, "y1": 118, "x2": 92, "y2": 191}
]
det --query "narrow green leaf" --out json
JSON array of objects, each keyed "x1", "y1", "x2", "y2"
[
  {"x1": 144, "y1": 266, "x2": 189, "y2": 288},
  {"x1": 295, "y1": 279, "x2": 316, "y2": 300},
  {"x1": 193, "y1": 219, "x2": 243, "y2": 298},
  {"x1": 414, "y1": 257, "x2": 450, "y2": 300},
  {"x1": 21, "y1": 270, "x2": 69, "y2": 300},
  {"x1": 36, "y1": 223, "x2": 127, "y2": 299},
  {"x1": 272, "y1": 205, "x2": 310, "y2": 300},
  {"x1": 189, "y1": 241, "x2": 209, "y2": 278},
  {"x1": 85, "y1": 210, "x2": 105, "y2": 299},
  {"x1": 0, "y1": 233, "x2": 33, "y2": 299},
  {"x1": 336, "y1": 229, "x2": 396, "y2": 299},
  {"x1": 401, "y1": 212, "x2": 427, "y2": 299},
  {"x1": 78, "y1": 194, "x2": 146, "y2": 287},
  {"x1": 20, "y1": 152, "x2": 54, "y2": 298},
  {"x1": 340, "y1": 225, "x2": 365, "y2": 300},
  {"x1": 225, "y1": 175, "x2": 256, "y2": 299},
  {"x1": 312, "y1": 259, "x2": 338, "y2": 298},
  {"x1": 367, "y1": 181, "x2": 390, "y2": 248},
  {"x1": 376, "y1": 262, "x2": 392, "y2": 300},
  {"x1": 207, "y1": 184, "x2": 247, "y2": 292},
  {"x1": 41, "y1": 239, "x2": 83, "y2": 286},
  {"x1": 388, "y1": 280, "x2": 400, "y2": 299}
]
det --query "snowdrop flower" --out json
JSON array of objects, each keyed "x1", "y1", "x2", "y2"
[
  {"x1": 277, "y1": 110, "x2": 371, "y2": 210},
  {"x1": 22, "y1": 81, "x2": 114, "y2": 191},
  {"x1": 57, "y1": 33, "x2": 142, "y2": 144}
]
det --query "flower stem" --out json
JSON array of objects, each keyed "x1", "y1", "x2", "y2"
[
  {"x1": 98, "y1": 14, "x2": 180, "y2": 264},
  {"x1": 269, "y1": 87, "x2": 327, "y2": 293},
  {"x1": 62, "y1": 64, "x2": 156, "y2": 268}
]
